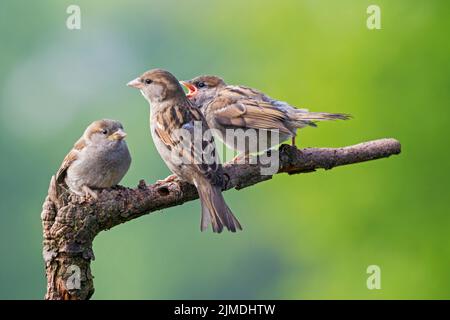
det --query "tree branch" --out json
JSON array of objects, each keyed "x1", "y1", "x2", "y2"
[{"x1": 41, "y1": 138, "x2": 401, "y2": 299}]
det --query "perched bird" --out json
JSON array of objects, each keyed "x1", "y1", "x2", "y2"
[
  {"x1": 127, "y1": 69, "x2": 241, "y2": 233},
  {"x1": 56, "y1": 119, "x2": 131, "y2": 198},
  {"x1": 180, "y1": 75, "x2": 350, "y2": 154}
]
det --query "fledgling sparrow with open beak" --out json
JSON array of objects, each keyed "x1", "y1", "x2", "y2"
[
  {"x1": 127, "y1": 69, "x2": 241, "y2": 233},
  {"x1": 56, "y1": 119, "x2": 131, "y2": 199},
  {"x1": 180, "y1": 76, "x2": 350, "y2": 155}
]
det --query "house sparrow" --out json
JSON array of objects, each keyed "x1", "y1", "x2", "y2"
[
  {"x1": 127, "y1": 69, "x2": 241, "y2": 233},
  {"x1": 180, "y1": 75, "x2": 350, "y2": 154},
  {"x1": 56, "y1": 119, "x2": 131, "y2": 199}
]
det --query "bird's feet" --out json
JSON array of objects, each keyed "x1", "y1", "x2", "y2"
[
  {"x1": 232, "y1": 152, "x2": 250, "y2": 164},
  {"x1": 291, "y1": 136, "x2": 298, "y2": 148},
  {"x1": 82, "y1": 185, "x2": 98, "y2": 201},
  {"x1": 156, "y1": 174, "x2": 178, "y2": 185}
]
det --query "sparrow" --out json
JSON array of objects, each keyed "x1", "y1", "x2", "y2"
[
  {"x1": 180, "y1": 75, "x2": 351, "y2": 155},
  {"x1": 127, "y1": 69, "x2": 241, "y2": 233},
  {"x1": 56, "y1": 119, "x2": 131, "y2": 199}
]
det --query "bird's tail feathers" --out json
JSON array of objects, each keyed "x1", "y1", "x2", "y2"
[
  {"x1": 196, "y1": 181, "x2": 242, "y2": 233},
  {"x1": 292, "y1": 111, "x2": 351, "y2": 127}
]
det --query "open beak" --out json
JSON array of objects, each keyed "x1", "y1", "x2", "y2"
[
  {"x1": 110, "y1": 129, "x2": 127, "y2": 141},
  {"x1": 180, "y1": 81, "x2": 198, "y2": 99},
  {"x1": 127, "y1": 77, "x2": 144, "y2": 89}
]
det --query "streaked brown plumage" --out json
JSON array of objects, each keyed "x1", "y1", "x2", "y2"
[
  {"x1": 181, "y1": 75, "x2": 351, "y2": 154},
  {"x1": 127, "y1": 69, "x2": 241, "y2": 233}
]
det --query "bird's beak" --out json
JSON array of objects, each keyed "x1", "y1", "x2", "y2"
[
  {"x1": 180, "y1": 81, "x2": 197, "y2": 98},
  {"x1": 109, "y1": 129, "x2": 127, "y2": 141},
  {"x1": 127, "y1": 77, "x2": 144, "y2": 89}
]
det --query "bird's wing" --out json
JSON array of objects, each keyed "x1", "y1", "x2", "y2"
[
  {"x1": 209, "y1": 87, "x2": 294, "y2": 135},
  {"x1": 226, "y1": 85, "x2": 270, "y2": 100},
  {"x1": 55, "y1": 137, "x2": 85, "y2": 184},
  {"x1": 154, "y1": 102, "x2": 224, "y2": 186}
]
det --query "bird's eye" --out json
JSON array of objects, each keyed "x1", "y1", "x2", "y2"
[
  {"x1": 145, "y1": 79, "x2": 152, "y2": 84},
  {"x1": 102, "y1": 129, "x2": 108, "y2": 135},
  {"x1": 197, "y1": 82, "x2": 206, "y2": 88}
]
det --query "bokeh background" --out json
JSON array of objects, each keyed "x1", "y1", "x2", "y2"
[{"x1": 1, "y1": 0, "x2": 449, "y2": 299}]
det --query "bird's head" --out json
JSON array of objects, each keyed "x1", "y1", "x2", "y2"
[
  {"x1": 127, "y1": 69, "x2": 185, "y2": 104},
  {"x1": 180, "y1": 75, "x2": 226, "y2": 108},
  {"x1": 84, "y1": 119, "x2": 127, "y2": 146}
]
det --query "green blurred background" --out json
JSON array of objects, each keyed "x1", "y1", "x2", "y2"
[{"x1": 1, "y1": 0, "x2": 449, "y2": 299}]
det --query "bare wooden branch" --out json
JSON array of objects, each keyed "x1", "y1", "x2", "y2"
[{"x1": 41, "y1": 138, "x2": 401, "y2": 299}]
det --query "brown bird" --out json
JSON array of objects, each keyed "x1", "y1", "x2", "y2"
[
  {"x1": 56, "y1": 119, "x2": 131, "y2": 199},
  {"x1": 127, "y1": 69, "x2": 241, "y2": 233},
  {"x1": 180, "y1": 75, "x2": 350, "y2": 155}
]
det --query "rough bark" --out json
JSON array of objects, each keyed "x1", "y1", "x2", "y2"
[{"x1": 41, "y1": 138, "x2": 401, "y2": 300}]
